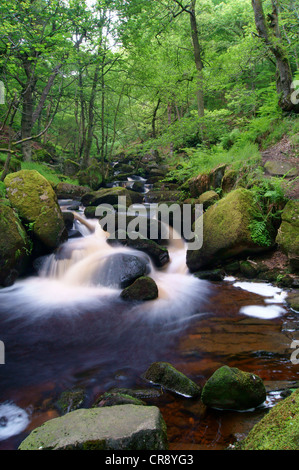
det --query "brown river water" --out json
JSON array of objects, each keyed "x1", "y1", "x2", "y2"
[{"x1": 0, "y1": 207, "x2": 298, "y2": 450}]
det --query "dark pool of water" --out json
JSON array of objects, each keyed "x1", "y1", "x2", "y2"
[{"x1": 0, "y1": 278, "x2": 298, "y2": 450}]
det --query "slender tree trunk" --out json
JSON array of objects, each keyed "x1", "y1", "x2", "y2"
[
  {"x1": 251, "y1": 0, "x2": 298, "y2": 112},
  {"x1": 78, "y1": 69, "x2": 87, "y2": 165},
  {"x1": 100, "y1": 62, "x2": 106, "y2": 175},
  {"x1": 21, "y1": 81, "x2": 35, "y2": 161},
  {"x1": 152, "y1": 97, "x2": 161, "y2": 139},
  {"x1": 190, "y1": 0, "x2": 205, "y2": 119},
  {"x1": 82, "y1": 60, "x2": 100, "y2": 170},
  {"x1": 167, "y1": 102, "x2": 174, "y2": 157},
  {"x1": 32, "y1": 63, "x2": 63, "y2": 128}
]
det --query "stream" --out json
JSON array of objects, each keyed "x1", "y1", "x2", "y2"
[{"x1": 0, "y1": 186, "x2": 298, "y2": 450}]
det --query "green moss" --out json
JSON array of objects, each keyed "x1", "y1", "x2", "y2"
[
  {"x1": 187, "y1": 188, "x2": 270, "y2": 271},
  {"x1": 4, "y1": 170, "x2": 66, "y2": 249},
  {"x1": 238, "y1": 389, "x2": 299, "y2": 450},
  {"x1": 142, "y1": 361, "x2": 201, "y2": 398},
  {"x1": 120, "y1": 276, "x2": 159, "y2": 301},
  {"x1": 202, "y1": 365, "x2": 266, "y2": 411},
  {"x1": 0, "y1": 201, "x2": 30, "y2": 285}
]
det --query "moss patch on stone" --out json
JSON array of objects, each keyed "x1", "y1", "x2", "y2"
[
  {"x1": 201, "y1": 365, "x2": 266, "y2": 411},
  {"x1": 4, "y1": 170, "x2": 66, "y2": 250},
  {"x1": 238, "y1": 389, "x2": 299, "y2": 450},
  {"x1": 187, "y1": 188, "x2": 274, "y2": 271},
  {"x1": 142, "y1": 361, "x2": 201, "y2": 398},
  {"x1": 0, "y1": 200, "x2": 30, "y2": 286}
]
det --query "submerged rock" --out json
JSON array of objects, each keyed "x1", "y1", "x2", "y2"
[
  {"x1": 55, "y1": 388, "x2": 86, "y2": 415},
  {"x1": 18, "y1": 405, "x2": 168, "y2": 450},
  {"x1": 201, "y1": 365, "x2": 266, "y2": 411},
  {"x1": 96, "y1": 253, "x2": 150, "y2": 289},
  {"x1": 186, "y1": 188, "x2": 275, "y2": 272},
  {"x1": 0, "y1": 200, "x2": 30, "y2": 286},
  {"x1": 107, "y1": 231, "x2": 170, "y2": 268},
  {"x1": 120, "y1": 276, "x2": 158, "y2": 301},
  {"x1": 4, "y1": 170, "x2": 67, "y2": 251},
  {"x1": 237, "y1": 389, "x2": 299, "y2": 450},
  {"x1": 142, "y1": 362, "x2": 201, "y2": 398},
  {"x1": 93, "y1": 392, "x2": 146, "y2": 408}
]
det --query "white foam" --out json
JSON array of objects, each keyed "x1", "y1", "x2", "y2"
[
  {"x1": 0, "y1": 403, "x2": 30, "y2": 441},
  {"x1": 239, "y1": 305, "x2": 286, "y2": 320},
  {"x1": 234, "y1": 281, "x2": 287, "y2": 303}
]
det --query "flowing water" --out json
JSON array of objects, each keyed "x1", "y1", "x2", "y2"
[{"x1": 0, "y1": 201, "x2": 298, "y2": 450}]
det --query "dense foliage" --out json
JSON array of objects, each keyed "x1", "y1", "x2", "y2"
[{"x1": 0, "y1": 0, "x2": 298, "y2": 180}]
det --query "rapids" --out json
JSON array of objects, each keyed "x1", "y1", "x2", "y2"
[{"x1": 0, "y1": 202, "x2": 297, "y2": 449}]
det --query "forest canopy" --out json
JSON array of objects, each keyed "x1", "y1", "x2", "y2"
[{"x1": 0, "y1": 0, "x2": 298, "y2": 181}]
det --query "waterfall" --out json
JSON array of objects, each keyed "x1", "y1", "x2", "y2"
[{"x1": 0, "y1": 205, "x2": 209, "y2": 322}]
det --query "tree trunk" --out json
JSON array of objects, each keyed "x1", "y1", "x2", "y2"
[
  {"x1": 21, "y1": 81, "x2": 35, "y2": 161},
  {"x1": 251, "y1": 0, "x2": 298, "y2": 112},
  {"x1": 152, "y1": 97, "x2": 161, "y2": 138},
  {"x1": 82, "y1": 60, "x2": 100, "y2": 170},
  {"x1": 190, "y1": 0, "x2": 205, "y2": 119}
]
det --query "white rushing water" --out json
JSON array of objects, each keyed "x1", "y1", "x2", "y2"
[
  {"x1": 0, "y1": 209, "x2": 209, "y2": 323},
  {"x1": 0, "y1": 403, "x2": 30, "y2": 441}
]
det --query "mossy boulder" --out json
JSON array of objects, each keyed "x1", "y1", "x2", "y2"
[
  {"x1": 4, "y1": 170, "x2": 67, "y2": 251},
  {"x1": 55, "y1": 182, "x2": 90, "y2": 200},
  {"x1": 142, "y1": 362, "x2": 201, "y2": 398},
  {"x1": 18, "y1": 405, "x2": 168, "y2": 450},
  {"x1": 201, "y1": 365, "x2": 266, "y2": 411},
  {"x1": 237, "y1": 389, "x2": 299, "y2": 450},
  {"x1": 286, "y1": 291, "x2": 299, "y2": 311},
  {"x1": 78, "y1": 163, "x2": 103, "y2": 190},
  {"x1": 186, "y1": 188, "x2": 274, "y2": 272},
  {"x1": 264, "y1": 160, "x2": 297, "y2": 177},
  {"x1": 188, "y1": 164, "x2": 227, "y2": 198},
  {"x1": 120, "y1": 276, "x2": 158, "y2": 301},
  {"x1": 276, "y1": 200, "x2": 299, "y2": 272},
  {"x1": 93, "y1": 392, "x2": 146, "y2": 408},
  {"x1": 198, "y1": 190, "x2": 219, "y2": 210},
  {"x1": 63, "y1": 159, "x2": 80, "y2": 177},
  {"x1": 0, "y1": 200, "x2": 30, "y2": 286},
  {"x1": 81, "y1": 186, "x2": 143, "y2": 208}
]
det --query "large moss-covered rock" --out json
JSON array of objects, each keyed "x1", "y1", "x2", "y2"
[
  {"x1": 0, "y1": 200, "x2": 30, "y2": 286},
  {"x1": 120, "y1": 276, "x2": 158, "y2": 301},
  {"x1": 4, "y1": 170, "x2": 67, "y2": 250},
  {"x1": 276, "y1": 200, "x2": 299, "y2": 272},
  {"x1": 201, "y1": 365, "x2": 266, "y2": 411},
  {"x1": 142, "y1": 362, "x2": 201, "y2": 398},
  {"x1": 186, "y1": 188, "x2": 274, "y2": 272},
  {"x1": 18, "y1": 405, "x2": 168, "y2": 450},
  {"x1": 238, "y1": 389, "x2": 299, "y2": 450}
]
